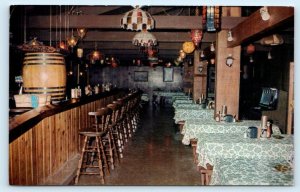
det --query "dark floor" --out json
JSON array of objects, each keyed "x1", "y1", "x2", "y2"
[{"x1": 76, "y1": 103, "x2": 201, "y2": 185}]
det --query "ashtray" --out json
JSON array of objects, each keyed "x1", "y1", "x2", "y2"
[
  {"x1": 272, "y1": 135, "x2": 284, "y2": 139},
  {"x1": 274, "y1": 164, "x2": 291, "y2": 172},
  {"x1": 224, "y1": 115, "x2": 234, "y2": 123}
]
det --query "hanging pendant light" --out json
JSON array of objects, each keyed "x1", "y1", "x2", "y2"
[
  {"x1": 179, "y1": 50, "x2": 186, "y2": 59},
  {"x1": 268, "y1": 51, "x2": 272, "y2": 60},
  {"x1": 67, "y1": 29, "x2": 78, "y2": 48},
  {"x1": 77, "y1": 28, "x2": 87, "y2": 39},
  {"x1": 210, "y1": 42, "x2": 215, "y2": 52},
  {"x1": 200, "y1": 50, "x2": 205, "y2": 58},
  {"x1": 132, "y1": 30, "x2": 157, "y2": 47},
  {"x1": 90, "y1": 42, "x2": 102, "y2": 63},
  {"x1": 121, "y1": 6, "x2": 155, "y2": 31},
  {"x1": 246, "y1": 44, "x2": 255, "y2": 55},
  {"x1": 191, "y1": 29, "x2": 203, "y2": 47},
  {"x1": 182, "y1": 41, "x2": 195, "y2": 54},
  {"x1": 202, "y1": 6, "x2": 221, "y2": 32}
]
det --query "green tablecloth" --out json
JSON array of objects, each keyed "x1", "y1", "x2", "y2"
[
  {"x1": 210, "y1": 158, "x2": 293, "y2": 185},
  {"x1": 153, "y1": 91, "x2": 186, "y2": 97},
  {"x1": 195, "y1": 133, "x2": 294, "y2": 169},
  {"x1": 182, "y1": 119, "x2": 281, "y2": 145},
  {"x1": 173, "y1": 108, "x2": 214, "y2": 123}
]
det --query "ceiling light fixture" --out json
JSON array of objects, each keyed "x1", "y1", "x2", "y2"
[
  {"x1": 121, "y1": 6, "x2": 155, "y2": 31},
  {"x1": 202, "y1": 6, "x2": 221, "y2": 32},
  {"x1": 132, "y1": 30, "x2": 157, "y2": 47}
]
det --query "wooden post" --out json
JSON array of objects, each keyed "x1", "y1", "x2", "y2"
[
  {"x1": 193, "y1": 50, "x2": 207, "y2": 101},
  {"x1": 215, "y1": 7, "x2": 241, "y2": 119},
  {"x1": 287, "y1": 62, "x2": 294, "y2": 134},
  {"x1": 215, "y1": 30, "x2": 241, "y2": 119}
]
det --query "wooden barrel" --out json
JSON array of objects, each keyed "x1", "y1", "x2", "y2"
[{"x1": 22, "y1": 52, "x2": 66, "y2": 102}]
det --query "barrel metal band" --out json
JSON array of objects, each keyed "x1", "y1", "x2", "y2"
[
  {"x1": 24, "y1": 91, "x2": 65, "y2": 94},
  {"x1": 24, "y1": 86, "x2": 66, "y2": 90}
]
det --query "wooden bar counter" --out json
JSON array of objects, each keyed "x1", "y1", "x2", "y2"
[{"x1": 9, "y1": 89, "x2": 125, "y2": 185}]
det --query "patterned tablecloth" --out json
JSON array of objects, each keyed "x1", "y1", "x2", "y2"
[
  {"x1": 195, "y1": 133, "x2": 294, "y2": 169},
  {"x1": 173, "y1": 108, "x2": 214, "y2": 123},
  {"x1": 174, "y1": 104, "x2": 205, "y2": 111},
  {"x1": 172, "y1": 99, "x2": 194, "y2": 106},
  {"x1": 181, "y1": 119, "x2": 282, "y2": 145},
  {"x1": 210, "y1": 158, "x2": 293, "y2": 185},
  {"x1": 153, "y1": 91, "x2": 186, "y2": 97}
]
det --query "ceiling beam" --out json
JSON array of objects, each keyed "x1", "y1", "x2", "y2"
[
  {"x1": 228, "y1": 6, "x2": 294, "y2": 48},
  {"x1": 28, "y1": 15, "x2": 246, "y2": 30},
  {"x1": 31, "y1": 31, "x2": 216, "y2": 43},
  {"x1": 76, "y1": 42, "x2": 211, "y2": 50},
  {"x1": 77, "y1": 6, "x2": 121, "y2": 15}
]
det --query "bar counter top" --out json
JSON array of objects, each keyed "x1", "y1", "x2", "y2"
[{"x1": 9, "y1": 89, "x2": 122, "y2": 142}]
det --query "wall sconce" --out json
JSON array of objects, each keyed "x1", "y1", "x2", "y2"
[
  {"x1": 210, "y1": 42, "x2": 215, "y2": 52},
  {"x1": 268, "y1": 51, "x2": 272, "y2": 60},
  {"x1": 227, "y1": 31, "x2": 233, "y2": 42},
  {"x1": 260, "y1": 6, "x2": 270, "y2": 21},
  {"x1": 198, "y1": 66, "x2": 204, "y2": 73},
  {"x1": 226, "y1": 54, "x2": 234, "y2": 67},
  {"x1": 210, "y1": 58, "x2": 215, "y2": 65}
]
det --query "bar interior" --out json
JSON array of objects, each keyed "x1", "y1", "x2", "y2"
[{"x1": 9, "y1": 5, "x2": 294, "y2": 186}]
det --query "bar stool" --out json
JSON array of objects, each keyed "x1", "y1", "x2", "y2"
[
  {"x1": 74, "y1": 109, "x2": 111, "y2": 185},
  {"x1": 99, "y1": 107, "x2": 119, "y2": 170},
  {"x1": 107, "y1": 103, "x2": 124, "y2": 158}
]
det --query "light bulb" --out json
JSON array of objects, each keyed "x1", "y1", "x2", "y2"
[
  {"x1": 200, "y1": 50, "x2": 205, "y2": 58},
  {"x1": 227, "y1": 31, "x2": 233, "y2": 42},
  {"x1": 210, "y1": 43, "x2": 215, "y2": 52},
  {"x1": 268, "y1": 51, "x2": 272, "y2": 59}
]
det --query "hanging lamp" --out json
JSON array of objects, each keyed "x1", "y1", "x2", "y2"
[
  {"x1": 77, "y1": 28, "x2": 87, "y2": 39},
  {"x1": 202, "y1": 6, "x2": 221, "y2": 32},
  {"x1": 121, "y1": 6, "x2": 155, "y2": 31},
  {"x1": 67, "y1": 29, "x2": 78, "y2": 48},
  {"x1": 190, "y1": 7, "x2": 203, "y2": 47},
  {"x1": 182, "y1": 41, "x2": 195, "y2": 54},
  {"x1": 191, "y1": 29, "x2": 203, "y2": 47},
  {"x1": 132, "y1": 30, "x2": 157, "y2": 47}
]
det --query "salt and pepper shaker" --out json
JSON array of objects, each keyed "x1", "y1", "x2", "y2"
[
  {"x1": 260, "y1": 115, "x2": 268, "y2": 138},
  {"x1": 221, "y1": 105, "x2": 227, "y2": 121}
]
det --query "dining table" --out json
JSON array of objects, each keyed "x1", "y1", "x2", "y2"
[
  {"x1": 173, "y1": 108, "x2": 214, "y2": 123},
  {"x1": 181, "y1": 119, "x2": 282, "y2": 145},
  {"x1": 210, "y1": 158, "x2": 294, "y2": 185},
  {"x1": 195, "y1": 133, "x2": 294, "y2": 169}
]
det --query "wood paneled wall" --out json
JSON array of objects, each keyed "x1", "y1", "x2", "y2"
[
  {"x1": 9, "y1": 95, "x2": 115, "y2": 185},
  {"x1": 215, "y1": 30, "x2": 241, "y2": 118}
]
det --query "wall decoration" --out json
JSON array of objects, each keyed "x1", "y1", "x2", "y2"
[
  {"x1": 163, "y1": 67, "x2": 174, "y2": 82},
  {"x1": 134, "y1": 71, "x2": 148, "y2": 82}
]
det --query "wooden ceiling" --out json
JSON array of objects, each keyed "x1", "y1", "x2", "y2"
[{"x1": 9, "y1": 5, "x2": 292, "y2": 64}]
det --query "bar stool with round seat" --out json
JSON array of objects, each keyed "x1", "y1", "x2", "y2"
[
  {"x1": 107, "y1": 103, "x2": 124, "y2": 158},
  {"x1": 74, "y1": 108, "x2": 111, "y2": 185},
  {"x1": 99, "y1": 107, "x2": 120, "y2": 170}
]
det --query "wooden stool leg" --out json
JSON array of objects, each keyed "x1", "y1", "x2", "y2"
[
  {"x1": 95, "y1": 136, "x2": 105, "y2": 184},
  {"x1": 75, "y1": 136, "x2": 88, "y2": 184},
  {"x1": 111, "y1": 131, "x2": 120, "y2": 163},
  {"x1": 97, "y1": 136, "x2": 110, "y2": 175}
]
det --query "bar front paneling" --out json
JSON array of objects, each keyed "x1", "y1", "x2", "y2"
[{"x1": 9, "y1": 90, "x2": 123, "y2": 185}]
